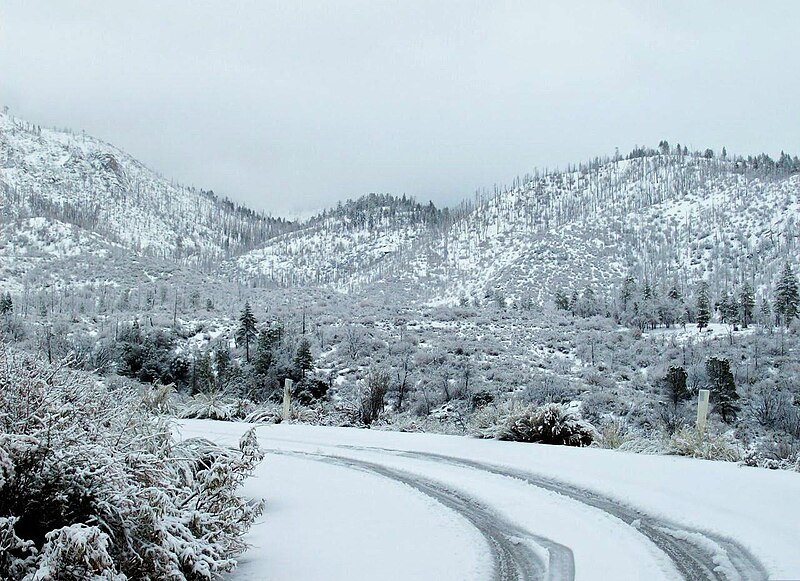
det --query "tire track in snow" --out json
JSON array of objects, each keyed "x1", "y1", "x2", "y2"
[
  {"x1": 272, "y1": 450, "x2": 575, "y2": 581},
  {"x1": 332, "y1": 445, "x2": 767, "y2": 581}
]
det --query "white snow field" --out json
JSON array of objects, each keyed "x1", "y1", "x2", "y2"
[{"x1": 178, "y1": 421, "x2": 799, "y2": 581}]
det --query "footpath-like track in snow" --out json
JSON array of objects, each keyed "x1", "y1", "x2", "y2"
[{"x1": 272, "y1": 443, "x2": 767, "y2": 581}]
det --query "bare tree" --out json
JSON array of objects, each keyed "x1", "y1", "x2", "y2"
[{"x1": 359, "y1": 369, "x2": 389, "y2": 425}]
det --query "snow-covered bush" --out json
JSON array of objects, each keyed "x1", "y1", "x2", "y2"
[
  {"x1": 617, "y1": 436, "x2": 670, "y2": 455},
  {"x1": 469, "y1": 402, "x2": 510, "y2": 439},
  {"x1": 0, "y1": 347, "x2": 264, "y2": 580},
  {"x1": 140, "y1": 380, "x2": 177, "y2": 414},
  {"x1": 179, "y1": 392, "x2": 242, "y2": 420},
  {"x1": 28, "y1": 523, "x2": 124, "y2": 581},
  {"x1": 741, "y1": 434, "x2": 800, "y2": 471},
  {"x1": 471, "y1": 402, "x2": 596, "y2": 446},
  {"x1": 497, "y1": 403, "x2": 596, "y2": 446},
  {"x1": 243, "y1": 403, "x2": 282, "y2": 424},
  {"x1": 594, "y1": 419, "x2": 633, "y2": 449},
  {"x1": 668, "y1": 427, "x2": 742, "y2": 461}
]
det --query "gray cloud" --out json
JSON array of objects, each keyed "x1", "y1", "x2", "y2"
[{"x1": 2, "y1": 1, "x2": 798, "y2": 215}]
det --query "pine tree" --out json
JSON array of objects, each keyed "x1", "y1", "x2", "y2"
[
  {"x1": 569, "y1": 290, "x2": 579, "y2": 315},
  {"x1": 760, "y1": 297, "x2": 772, "y2": 327},
  {"x1": 253, "y1": 331, "x2": 275, "y2": 376},
  {"x1": 705, "y1": 357, "x2": 740, "y2": 423},
  {"x1": 214, "y1": 345, "x2": 232, "y2": 389},
  {"x1": 739, "y1": 283, "x2": 755, "y2": 328},
  {"x1": 0, "y1": 292, "x2": 11, "y2": 315},
  {"x1": 554, "y1": 291, "x2": 569, "y2": 311},
  {"x1": 774, "y1": 262, "x2": 799, "y2": 326},
  {"x1": 236, "y1": 302, "x2": 258, "y2": 363},
  {"x1": 663, "y1": 365, "x2": 689, "y2": 407},
  {"x1": 293, "y1": 338, "x2": 314, "y2": 380},
  {"x1": 620, "y1": 276, "x2": 636, "y2": 311},
  {"x1": 193, "y1": 351, "x2": 214, "y2": 394},
  {"x1": 696, "y1": 282, "x2": 711, "y2": 330},
  {"x1": 717, "y1": 289, "x2": 739, "y2": 324},
  {"x1": 642, "y1": 282, "x2": 653, "y2": 300}
]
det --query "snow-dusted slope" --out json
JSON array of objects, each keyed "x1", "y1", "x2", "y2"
[
  {"x1": 0, "y1": 111, "x2": 292, "y2": 266},
  {"x1": 3, "y1": 109, "x2": 797, "y2": 307},
  {"x1": 229, "y1": 155, "x2": 800, "y2": 306},
  {"x1": 435, "y1": 156, "x2": 800, "y2": 305},
  {"x1": 228, "y1": 193, "x2": 442, "y2": 290}
]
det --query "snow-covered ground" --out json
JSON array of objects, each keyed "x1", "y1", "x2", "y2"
[{"x1": 178, "y1": 420, "x2": 799, "y2": 581}]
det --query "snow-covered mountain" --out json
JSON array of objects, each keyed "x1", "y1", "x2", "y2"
[
  {"x1": 2, "y1": 110, "x2": 798, "y2": 309},
  {"x1": 230, "y1": 152, "x2": 800, "y2": 307},
  {"x1": 0, "y1": 110, "x2": 295, "y2": 269}
]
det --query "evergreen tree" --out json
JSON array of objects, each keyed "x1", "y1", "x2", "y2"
[
  {"x1": 253, "y1": 331, "x2": 275, "y2": 376},
  {"x1": 774, "y1": 262, "x2": 799, "y2": 326},
  {"x1": 0, "y1": 292, "x2": 12, "y2": 315},
  {"x1": 569, "y1": 290, "x2": 580, "y2": 315},
  {"x1": 193, "y1": 351, "x2": 214, "y2": 394},
  {"x1": 739, "y1": 283, "x2": 755, "y2": 328},
  {"x1": 656, "y1": 285, "x2": 681, "y2": 328},
  {"x1": 236, "y1": 302, "x2": 258, "y2": 363},
  {"x1": 705, "y1": 357, "x2": 740, "y2": 423},
  {"x1": 293, "y1": 338, "x2": 314, "y2": 380},
  {"x1": 663, "y1": 365, "x2": 689, "y2": 407},
  {"x1": 554, "y1": 290, "x2": 569, "y2": 311},
  {"x1": 717, "y1": 289, "x2": 735, "y2": 324},
  {"x1": 215, "y1": 345, "x2": 232, "y2": 389},
  {"x1": 760, "y1": 297, "x2": 773, "y2": 327},
  {"x1": 620, "y1": 275, "x2": 636, "y2": 312},
  {"x1": 643, "y1": 282, "x2": 655, "y2": 301},
  {"x1": 263, "y1": 321, "x2": 284, "y2": 346},
  {"x1": 696, "y1": 282, "x2": 711, "y2": 330},
  {"x1": 577, "y1": 286, "x2": 598, "y2": 317}
]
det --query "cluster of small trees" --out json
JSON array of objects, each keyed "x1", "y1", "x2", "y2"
[
  {"x1": 233, "y1": 302, "x2": 323, "y2": 404},
  {"x1": 659, "y1": 357, "x2": 740, "y2": 431},
  {"x1": 556, "y1": 261, "x2": 800, "y2": 332}
]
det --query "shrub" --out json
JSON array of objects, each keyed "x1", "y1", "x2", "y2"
[
  {"x1": 471, "y1": 402, "x2": 597, "y2": 445},
  {"x1": 359, "y1": 369, "x2": 389, "y2": 426},
  {"x1": 497, "y1": 403, "x2": 596, "y2": 446},
  {"x1": 668, "y1": 427, "x2": 742, "y2": 461},
  {"x1": 179, "y1": 392, "x2": 241, "y2": 421},
  {"x1": 595, "y1": 419, "x2": 632, "y2": 449},
  {"x1": 243, "y1": 403, "x2": 282, "y2": 424},
  {"x1": 470, "y1": 390, "x2": 494, "y2": 410},
  {"x1": 0, "y1": 347, "x2": 264, "y2": 580},
  {"x1": 140, "y1": 380, "x2": 177, "y2": 414},
  {"x1": 469, "y1": 402, "x2": 510, "y2": 439}
]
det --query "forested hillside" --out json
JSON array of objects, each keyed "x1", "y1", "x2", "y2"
[
  {"x1": 230, "y1": 145, "x2": 800, "y2": 312},
  {"x1": 0, "y1": 110, "x2": 296, "y2": 268},
  {"x1": 2, "y1": 113, "x2": 800, "y2": 479}
]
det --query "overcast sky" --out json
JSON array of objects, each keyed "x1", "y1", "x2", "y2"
[{"x1": 1, "y1": 2, "x2": 798, "y2": 216}]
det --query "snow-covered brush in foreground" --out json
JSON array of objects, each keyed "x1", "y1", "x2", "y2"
[{"x1": 0, "y1": 346, "x2": 264, "y2": 580}]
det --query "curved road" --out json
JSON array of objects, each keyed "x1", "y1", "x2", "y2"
[
  {"x1": 268, "y1": 444, "x2": 766, "y2": 581},
  {"x1": 282, "y1": 450, "x2": 575, "y2": 581}
]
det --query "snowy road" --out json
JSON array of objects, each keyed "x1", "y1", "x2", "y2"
[{"x1": 178, "y1": 421, "x2": 798, "y2": 581}]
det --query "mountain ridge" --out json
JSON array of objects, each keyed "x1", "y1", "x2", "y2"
[{"x1": 2, "y1": 110, "x2": 799, "y2": 311}]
